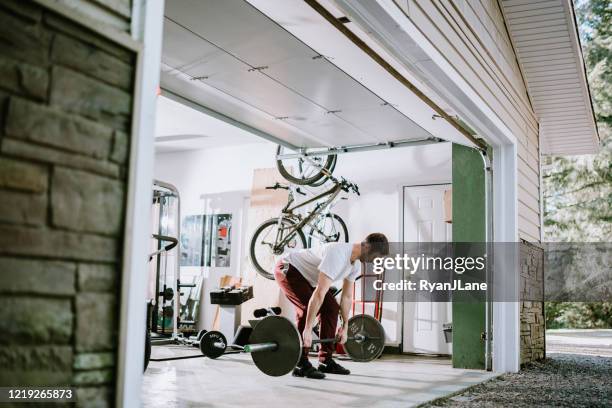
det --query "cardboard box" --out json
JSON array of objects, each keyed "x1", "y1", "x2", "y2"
[{"x1": 444, "y1": 189, "x2": 452, "y2": 223}]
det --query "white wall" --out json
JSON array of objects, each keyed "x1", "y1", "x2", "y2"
[
  {"x1": 330, "y1": 144, "x2": 451, "y2": 345},
  {"x1": 331, "y1": 143, "x2": 452, "y2": 243},
  {"x1": 153, "y1": 141, "x2": 451, "y2": 343},
  {"x1": 154, "y1": 141, "x2": 276, "y2": 332}
]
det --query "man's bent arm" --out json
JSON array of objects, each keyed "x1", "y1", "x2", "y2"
[{"x1": 339, "y1": 279, "x2": 354, "y2": 331}]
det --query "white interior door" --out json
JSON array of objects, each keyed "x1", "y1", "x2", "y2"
[{"x1": 402, "y1": 185, "x2": 452, "y2": 354}]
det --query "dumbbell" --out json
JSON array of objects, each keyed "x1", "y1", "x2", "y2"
[
  {"x1": 199, "y1": 314, "x2": 385, "y2": 376},
  {"x1": 199, "y1": 307, "x2": 281, "y2": 357},
  {"x1": 199, "y1": 331, "x2": 228, "y2": 358},
  {"x1": 253, "y1": 307, "x2": 282, "y2": 318},
  {"x1": 159, "y1": 287, "x2": 173, "y2": 302}
]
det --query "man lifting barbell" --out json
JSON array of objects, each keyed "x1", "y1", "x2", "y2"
[{"x1": 275, "y1": 233, "x2": 389, "y2": 379}]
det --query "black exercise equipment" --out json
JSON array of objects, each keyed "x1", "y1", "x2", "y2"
[
  {"x1": 147, "y1": 181, "x2": 208, "y2": 365},
  {"x1": 199, "y1": 314, "x2": 385, "y2": 376},
  {"x1": 210, "y1": 285, "x2": 254, "y2": 305},
  {"x1": 199, "y1": 331, "x2": 228, "y2": 359},
  {"x1": 253, "y1": 306, "x2": 282, "y2": 318},
  {"x1": 161, "y1": 287, "x2": 174, "y2": 302},
  {"x1": 248, "y1": 316, "x2": 302, "y2": 377},
  {"x1": 149, "y1": 234, "x2": 178, "y2": 261},
  {"x1": 341, "y1": 314, "x2": 386, "y2": 362},
  {"x1": 196, "y1": 329, "x2": 207, "y2": 341},
  {"x1": 232, "y1": 325, "x2": 253, "y2": 347},
  {"x1": 144, "y1": 329, "x2": 151, "y2": 371}
]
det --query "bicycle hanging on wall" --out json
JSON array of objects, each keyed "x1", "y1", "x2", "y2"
[
  {"x1": 250, "y1": 146, "x2": 360, "y2": 279},
  {"x1": 275, "y1": 145, "x2": 338, "y2": 186}
]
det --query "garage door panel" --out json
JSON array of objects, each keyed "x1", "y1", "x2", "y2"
[
  {"x1": 182, "y1": 52, "x2": 253, "y2": 82},
  {"x1": 162, "y1": 0, "x2": 444, "y2": 150},
  {"x1": 161, "y1": 68, "x2": 324, "y2": 148},
  {"x1": 285, "y1": 114, "x2": 375, "y2": 146},
  {"x1": 165, "y1": 0, "x2": 317, "y2": 67},
  {"x1": 201, "y1": 70, "x2": 322, "y2": 119},
  {"x1": 337, "y1": 106, "x2": 431, "y2": 142},
  {"x1": 266, "y1": 57, "x2": 381, "y2": 112},
  {"x1": 162, "y1": 19, "x2": 218, "y2": 70}
]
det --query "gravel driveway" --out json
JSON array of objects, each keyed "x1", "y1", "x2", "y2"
[{"x1": 420, "y1": 330, "x2": 612, "y2": 407}]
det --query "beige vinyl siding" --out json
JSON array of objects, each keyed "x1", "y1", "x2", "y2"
[
  {"x1": 501, "y1": 0, "x2": 599, "y2": 155},
  {"x1": 398, "y1": 0, "x2": 542, "y2": 242}
]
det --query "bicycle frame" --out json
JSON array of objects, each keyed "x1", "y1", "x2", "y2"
[{"x1": 273, "y1": 182, "x2": 343, "y2": 250}]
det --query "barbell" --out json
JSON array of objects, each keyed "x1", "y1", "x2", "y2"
[{"x1": 200, "y1": 314, "x2": 385, "y2": 376}]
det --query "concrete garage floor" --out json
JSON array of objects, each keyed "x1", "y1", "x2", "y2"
[{"x1": 142, "y1": 347, "x2": 497, "y2": 408}]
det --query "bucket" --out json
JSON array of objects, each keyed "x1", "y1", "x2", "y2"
[{"x1": 443, "y1": 323, "x2": 453, "y2": 343}]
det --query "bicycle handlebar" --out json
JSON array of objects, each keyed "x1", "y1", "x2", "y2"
[
  {"x1": 339, "y1": 178, "x2": 360, "y2": 196},
  {"x1": 266, "y1": 183, "x2": 306, "y2": 195},
  {"x1": 266, "y1": 182, "x2": 288, "y2": 190}
]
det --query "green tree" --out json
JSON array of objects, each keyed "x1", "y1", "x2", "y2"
[
  {"x1": 542, "y1": 0, "x2": 611, "y2": 242},
  {"x1": 543, "y1": 0, "x2": 611, "y2": 328}
]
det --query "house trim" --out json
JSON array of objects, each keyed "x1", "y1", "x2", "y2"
[
  {"x1": 115, "y1": 1, "x2": 165, "y2": 407},
  {"x1": 329, "y1": 0, "x2": 521, "y2": 372}
]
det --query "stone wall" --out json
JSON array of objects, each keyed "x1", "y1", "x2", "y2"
[
  {"x1": 53, "y1": 0, "x2": 132, "y2": 33},
  {"x1": 520, "y1": 241, "x2": 545, "y2": 364},
  {"x1": 0, "y1": 1, "x2": 134, "y2": 406}
]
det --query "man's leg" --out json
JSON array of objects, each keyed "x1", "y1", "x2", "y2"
[
  {"x1": 317, "y1": 290, "x2": 340, "y2": 362},
  {"x1": 317, "y1": 290, "x2": 350, "y2": 375},
  {"x1": 273, "y1": 261, "x2": 313, "y2": 366}
]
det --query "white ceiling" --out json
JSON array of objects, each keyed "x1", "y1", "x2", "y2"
[
  {"x1": 500, "y1": 0, "x2": 599, "y2": 155},
  {"x1": 160, "y1": 0, "x2": 472, "y2": 151},
  {"x1": 155, "y1": 95, "x2": 266, "y2": 153}
]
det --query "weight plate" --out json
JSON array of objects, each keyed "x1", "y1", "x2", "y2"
[
  {"x1": 343, "y1": 314, "x2": 385, "y2": 362},
  {"x1": 163, "y1": 287, "x2": 174, "y2": 302},
  {"x1": 196, "y1": 329, "x2": 207, "y2": 341},
  {"x1": 249, "y1": 316, "x2": 302, "y2": 377},
  {"x1": 200, "y1": 331, "x2": 227, "y2": 359}
]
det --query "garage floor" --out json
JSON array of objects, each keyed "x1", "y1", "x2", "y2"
[{"x1": 142, "y1": 347, "x2": 497, "y2": 408}]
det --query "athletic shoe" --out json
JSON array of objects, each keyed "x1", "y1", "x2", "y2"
[
  {"x1": 318, "y1": 359, "x2": 350, "y2": 375},
  {"x1": 292, "y1": 361, "x2": 326, "y2": 379}
]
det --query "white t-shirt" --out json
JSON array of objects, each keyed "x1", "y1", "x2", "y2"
[{"x1": 282, "y1": 243, "x2": 361, "y2": 287}]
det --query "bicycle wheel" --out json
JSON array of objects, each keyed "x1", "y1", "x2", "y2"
[
  {"x1": 250, "y1": 217, "x2": 307, "y2": 280},
  {"x1": 308, "y1": 154, "x2": 337, "y2": 187},
  {"x1": 276, "y1": 145, "x2": 336, "y2": 186},
  {"x1": 307, "y1": 213, "x2": 349, "y2": 248}
]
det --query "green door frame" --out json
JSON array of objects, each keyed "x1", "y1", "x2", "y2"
[{"x1": 451, "y1": 143, "x2": 493, "y2": 370}]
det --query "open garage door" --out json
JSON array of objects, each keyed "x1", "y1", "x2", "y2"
[
  {"x1": 160, "y1": 0, "x2": 478, "y2": 152},
  {"x1": 156, "y1": 0, "x2": 493, "y2": 373}
]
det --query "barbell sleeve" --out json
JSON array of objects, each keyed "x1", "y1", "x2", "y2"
[{"x1": 243, "y1": 342, "x2": 278, "y2": 353}]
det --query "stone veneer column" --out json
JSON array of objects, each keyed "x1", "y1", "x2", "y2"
[
  {"x1": 0, "y1": 1, "x2": 135, "y2": 405},
  {"x1": 519, "y1": 241, "x2": 545, "y2": 364}
]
